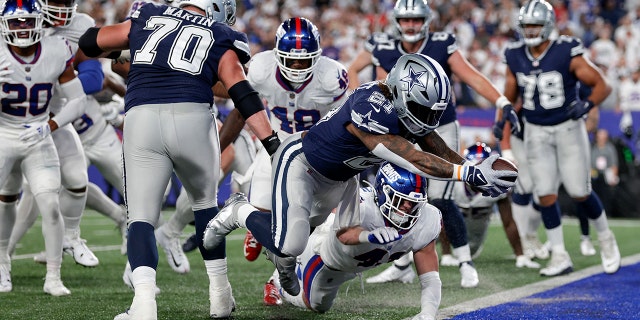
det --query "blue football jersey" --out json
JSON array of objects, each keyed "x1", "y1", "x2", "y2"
[
  {"x1": 302, "y1": 82, "x2": 407, "y2": 181},
  {"x1": 503, "y1": 36, "x2": 584, "y2": 125},
  {"x1": 124, "y1": 3, "x2": 251, "y2": 111},
  {"x1": 371, "y1": 32, "x2": 457, "y2": 125}
]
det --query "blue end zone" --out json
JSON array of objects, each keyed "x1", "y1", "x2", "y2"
[{"x1": 450, "y1": 262, "x2": 640, "y2": 320}]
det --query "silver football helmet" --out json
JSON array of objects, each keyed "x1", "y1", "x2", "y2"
[
  {"x1": 179, "y1": 0, "x2": 236, "y2": 25},
  {"x1": 37, "y1": 0, "x2": 76, "y2": 27},
  {"x1": 386, "y1": 53, "x2": 450, "y2": 136},
  {"x1": 517, "y1": 0, "x2": 555, "y2": 47},
  {"x1": 392, "y1": 0, "x2": 432, "y2": 43}
]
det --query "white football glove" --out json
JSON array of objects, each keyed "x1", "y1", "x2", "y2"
[
  {"x1": 100, "y1": 101, "x2": 121, "y2": 121},
  {"x1": 462, "y1": 154, "x2": 517, "y2": 197},
  {"x1": 19, "y1": 122, "x2": 51, "y2": 145},
  {"x1": 359, "y1": 227, "x2": 402, "y2": 244},
  {"x1": 113, "y1": 49, "x2": 131, "y2": 64}
]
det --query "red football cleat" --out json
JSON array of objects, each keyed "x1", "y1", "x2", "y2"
[
  {"x1": 243, "y1": 230, "x2": 262, "y2": 262},
  {"x1": 263, "y1": 279, "x2": 282, "y2": 306}
]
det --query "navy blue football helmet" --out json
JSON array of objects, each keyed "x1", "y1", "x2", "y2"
[
  {"x1": 463, "y1": 142, "x2": 492, "y2": 165},
  {"x1": 375, "y1": 162, "x2": 428, "y2": 230},
  {"x1": 274, "y1": 17, "x2": 322, "y2": 83},
  {"x1": 0, "y1": 0, "x2": 44, "y2": 47},
  {"x1": 37, "y1": 0, "x2": 76, "y2": 27}
]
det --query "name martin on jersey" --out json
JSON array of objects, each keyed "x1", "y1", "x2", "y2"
[{"x1": 131, "y1": 5, "x2": 215, "y2": 27}]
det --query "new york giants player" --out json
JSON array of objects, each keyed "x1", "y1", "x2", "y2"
[
  {"x1": 204, "y1": 53, "x2": 517, "y2": 302},
  {"x1": 78, "y1": 0, "x2": 278, "y2": 318},
  {"x1": 503, "y1": 0, "x2": 620, "y2": 276},
  {"x1": 368, "y1": 0, "x2": 520, "y2": 288},
  {"x1": 280, "y1": 162, "x2": 441, "y2": 319},
  {"x1": 0, "y1": 0, "x2": 88, "y2": 295},
  {"x1": 8, "y1": 0, "x2": 106, "y2": 268}
]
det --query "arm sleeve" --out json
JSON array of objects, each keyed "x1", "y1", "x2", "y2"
[
  {"x1": 51, "y1": 78, "x2": 87, "y2": 128},
  {"x1": 76, "y1": 59, "x2": 104, "y2": 94},
  {"x1": 419, "y1": 271, "x2": 441, "y2": 318}
]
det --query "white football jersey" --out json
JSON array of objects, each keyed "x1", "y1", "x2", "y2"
[
  {"x1": 247, "y1": 50, "x2": 349, "y2": 140},
  {"x1": 47, "y1": 13, "x2": 95, "y2": 115},
  {"x1": 0, "y1": 36, "x2": 73, "y2": 129},
  {"x1": 319, "y1": 188, "x2": 441, "y2": 273}
]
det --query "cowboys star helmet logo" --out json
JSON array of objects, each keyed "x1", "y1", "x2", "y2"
[{"x1": 400, "y1": 66, "x2": 427, "y2": 93}]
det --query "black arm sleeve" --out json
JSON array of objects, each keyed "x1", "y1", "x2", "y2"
[
  {"x1": 227, "y1": 80, "x2": 265, "y2": 120},
  {"x1": 78, "y1": 27, "x2": 104, "y2": 58}
]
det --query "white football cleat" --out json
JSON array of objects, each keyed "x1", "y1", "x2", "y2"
[
  {"x1": 599, "y1": 230, "x2": 621, "y2": 274},
  {"x1": 0, "y1": 264, "x2": 12, "y2": 292},
  {"x1": 203, "y1": 193, "x2": 248, "y2": 250},
  {"x1": 209, "y1": 281, "x2": 235, "y2": 319},
  {"x1": 440, "y1": 254, "x2": 459, "y2": 267},
  {"x1": 580, "y1": 236, "x2": 597, "y2": 256},
  {"x1": 122, "y1": 262, "x2": 161, "y2": 295},
  {"x1": 459, "y1": 261, "x2": 479, "y2": 288},
  {"x1": 515, "y1": 255, "x2": 540, "y2": 269},
  {"x1": 366, "y1": 264, "x2": 416, "y2": 284},
  {"x1": 540, "y1": 250, "x2": 573, "y2": 277},
  {"x1": 63, "y1": 231, "x2": 99, "y2": 267},
  {"x1": 115, "y1": 295, "x2": 157, "y2": 320},
  {"x1": 525, "y1": 234, "x2": 550, "y2": 260},
  {"x1": 155, "y1": 227, "x2": 190, "y2": 274},
  {"x1": 33, "y1": 251, "x2": 47, "y2": 265},
  {"x1": 43, "y1": 275, "x2": 71, "y2": 296}
]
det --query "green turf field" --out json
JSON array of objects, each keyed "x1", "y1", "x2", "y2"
[{"x1": 3, "y1": 210, "x2": 639, "y2": 320}]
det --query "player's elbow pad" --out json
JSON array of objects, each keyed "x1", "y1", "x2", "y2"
[
  {"x1": 77, "y1": 59, "x2": 104, "y2": 94},
  {"x1": 228, "y1": 80, "x2": 265, "y2": 120},
  {"x1": 78, "y1": 27, "x2": 104, "y2": 58}
]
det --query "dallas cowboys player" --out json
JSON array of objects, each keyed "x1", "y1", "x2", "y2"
[
  {"x1": 0, "y1": 0, "x2": 89, "y2": 295},
  {"x1": 204, "y1": 53, "x2": 517, "y2": 301},
  {"x1": 278, "y1": 162, "x2": 441, "y2": 319},
  {"x1": 78, "y1": 0, "x2": 278, "y2": 318},
  {"x1": 368, "y1": 0, "x2": 520, "y2": 288},
  {"x1": 502, "y1": 0, "x2": 620, "y2": 276}
]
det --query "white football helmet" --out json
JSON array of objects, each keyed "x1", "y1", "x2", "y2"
[
  {"x1": 375, "y1": 162, "x2": 428, "y2": 230},
  {"x1": 392, "y1": 0, "x2": 432, "y2": 43},
  {"x1": 0, "y1": 0, "x2": 44, "y2": 48},
  {"x1": 179, "y1": 0, "x2": 236, "y2": 25},
  {"x1": 37, "y1": 0, "x2": 76, "y2": 27},
  {"x1": 386, "y1": 53, "x2": 450, "y2": 136},
  {"x1": 517, "y1": 0, "x2": 555, "y2": 47}
]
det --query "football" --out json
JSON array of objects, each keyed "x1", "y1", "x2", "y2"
[{"x1": 493, "y1": 157, "x2": 518, "y2": 172}]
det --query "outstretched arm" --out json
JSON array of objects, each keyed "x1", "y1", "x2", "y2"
[{"x1": 413, "y1": 240, "x2": 441, "y2": 320}]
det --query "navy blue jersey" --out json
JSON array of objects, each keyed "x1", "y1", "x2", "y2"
[
  {"x1": 302, "y1": 82, "x2": 408, "y2": 181},
  {"x1": 503, "y1": 36, "x2": 584, "y2": 125},
  {"x1": 125, "y1": 3, "x2": 251, "y2": 111},
  {"x1": 371, "y1": 32, "x2": 457, "y2": 125}
]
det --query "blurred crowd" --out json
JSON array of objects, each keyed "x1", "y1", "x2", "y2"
[{"x1": 80, "y1": 0, "x2": 640, "y2": 112}]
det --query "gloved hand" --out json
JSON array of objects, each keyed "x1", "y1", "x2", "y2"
[
  {"x1": 502, "y1": 104, "x2": 522, "y2": 137},
  {"x1": 19, "y1": 122, "x2": 51, "y2": 145},
  {"x1": 113, "y1": 49, "x2": 131, "y2": 64},
  {"x1": 359, "y1": 227, "x2": 402, "y2": 244},
  {"x1": 492, "y1": 119, "x2": 505, "y2": 140},
  {"x1": 567, "y1": 99, "x2": 594, "y2": 120},
  {"x1": 462, "y1": 154, "x2": 517, "y2": 197},
  {"x1": 100, "y1": 101, "x2": 121, "y2": 121}
]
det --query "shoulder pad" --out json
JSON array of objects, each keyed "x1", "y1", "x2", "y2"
[{"x1": 316, "y1": 57, "x2": 349, "y2": 95}]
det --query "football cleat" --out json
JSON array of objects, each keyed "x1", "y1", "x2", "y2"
[
  {"x1": 263, "y1": 279, "x2": 283, "y2": 306},
  {"x1": 209, "y1": 281, "x2": 236, "y2": 319},
  {"x1": 43, "y1": 275, "x2": 71, "y2": 296},
  {"x1": 540, "y1": 250, "x2": 573, "y2": 277},
  {"x1": 599, "y1": 230, "x2": 621, "y2": 274},
  {"x1": 366, "y1": 264, "x2": 416, "y2": 284},
  {"x1": 515, "y1": 255, "x2": 540, "y2": 269},
  {"x1": 459, "y1": 261, "x2": 479, "y2": 288},
  {"x1": 63, "y1": 231, "x2": 99, "y2": 267},
  {"x1": 580, "y1": 236, "x2": 597, "y2": 256},
  {"x1": 33, "y1": 251, "x2": 47, "y2": 264},
  {"x1": 122, "y1": 262, "x2": 161, "y2": 295},
  {"x1": 0, "y1": 264, "x2": 12, "y2": 292},
  {"x1": 440, "y1": 254, "x2": 459, "y2": 267},
  {"x1": 265, "y1": 250, "x2": 300, "y2": 296},
  {"x1": 182, "y1": 233, "x2": 198, "y2": 253},
  {"x1": 525, "y1": 234, "x2": 550, "y2": 260},
  {"x1": 155, "y1": 227, "x2": 190, "y2": 274},
  {"x1": 203, "y1": 193, "x2": 248, "y2": 250},
  {"x1": 244, "y1": 231, "x2": 262, "y2": 262}
]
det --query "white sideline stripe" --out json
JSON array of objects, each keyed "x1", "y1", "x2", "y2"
[
  {"x1": 437, "y1": 253, "x2": 640, "y2": 320},
  {"x1": 11, "y1": 234, "x2": 245, "y2": 261}
]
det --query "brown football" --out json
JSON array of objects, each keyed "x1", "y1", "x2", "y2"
[{"x1": 493, "y1": 157, "x2": 518, "y2": 172}]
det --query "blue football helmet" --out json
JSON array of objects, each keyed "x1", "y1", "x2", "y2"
[
  {"x1": 392, "y1": 0, "x2": 433, "y2": 43},
  {"x1": 375, "y1": 162, "x2": 428, "y2": 230},
  {"x1": 275, "y1": 17, "x2": 322, "y2": 83},
  {"x1": 386, "y1": 53, "x2": 450, "y2": 136},
  {"x1": 0, "y1": 0, "x2": 44, "y2": 48},
  {"x1": 517, "y1": 0, "x2": 555, "y2": 47},
  {"x1": 463, "y1": 142, "x2": 492, "y2": 165},
  {"x1": 179, "y1": 0, "x2": 236, "y2": 24},
  {"x1": 37, "y1": 0, "x2": 75, "y2": 27}
]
